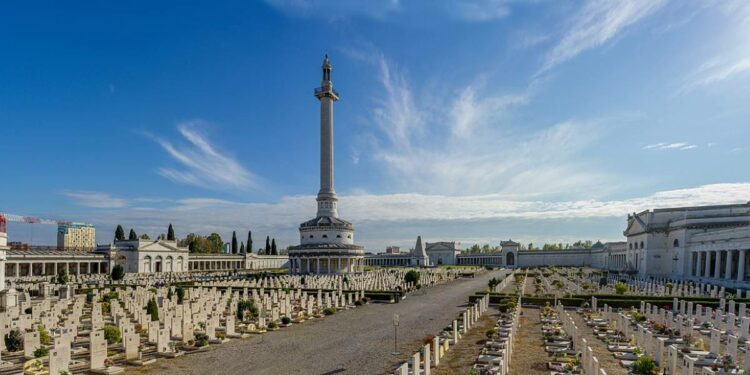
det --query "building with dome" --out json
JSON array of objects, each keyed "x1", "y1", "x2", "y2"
[{"x1": 287, "y1": 56, "x2": 365, "y2": 274}]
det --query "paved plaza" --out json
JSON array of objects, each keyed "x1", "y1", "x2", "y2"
[{"x1": 140, "y1": 270, "x2": 506, "y2": 375}]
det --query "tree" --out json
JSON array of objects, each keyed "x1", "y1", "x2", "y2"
[
  {"x1": 247, "y1": 231, "x2": 253, "y2": 255},
  {"x1": 115, "y1": 225, "x2": 125, "y2": 241},
  {"x1": 128, "y1": 229, "x2": 137, "y2": 240},
  {"x1": 240, "y1": 242, "x2": 245, "y2": 254},
  {"x1": 265, "y1": 236, "x2": 271, "y2": 254},
  {"x1": 56, "y1": 267, "x2": 69, "y2": 285},
  {"x1": 231, "y1": 231, "x2": 238, "y2": 254},
  {"x1": 271, "y1": 238, "x2": 277, "y2": 255},
  {"x1": 140, "y1": 233, "x2": 150, "y2": 240},
  {"x1": 404, "y1": 270, "x2": 420, "y2": 286},
  {"x1": 4, "y1": 328, "x2": 23, "y2": 352},
  {"x1": 176, "y1": 287, "x2": 185, "y2": 304},
  {"x1": 146, "y1": 297, "x2": 159, "y2": 321},
  {"x1": 528, "y1": 242, "x2": 534, "y2": 251},
  {"x1": 111, "y1": 265, "x2": 125, "y2": 281},
  {"x1": 103, "y1": 325, "x2": 121, "y2": 344},
  {"x1": 167, "y1": 223, "x2": 175, "y2": 241}
]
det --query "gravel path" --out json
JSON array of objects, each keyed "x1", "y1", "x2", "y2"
[
  {"x1": 571, "y1": 311, "x2": 628, "y2": 375},
  {"x1": 509, "y1": 307, "x2": 548, "y2": 375},
  {"x1": 135, "y1": 270, "x2": 506, "y2": 375},
  {"x1": 433, "y1": 312, "x2": 496, "y2": 374}
]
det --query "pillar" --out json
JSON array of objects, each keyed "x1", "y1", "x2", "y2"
[
  {"x1": 704, "y1": 251, "x2": 711, "y2": 278},
  {"x1": 316, "y1": 258, "x2": 320, "y2": 274},
  {"x1": 727, "y1": 250, "x2": 734, "y2": 280},
  {"x1": 739, "y1": 250, "x2": 747, "y2": 283},
  {"x1": 76, "y1": 262, "x2": 81, "y2": 275},
  {"x1": 15, "y1": 263, "x2": 19, "y2": 278},
  {"x1": 714, "y1": 251, "x2": 722, "y2": 279}
]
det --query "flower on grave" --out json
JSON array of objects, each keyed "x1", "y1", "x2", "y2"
[
  {"x1": 721, "y1": 353, "x2": 733, "y2": 369},
  {"x1": 104, "y1": 358, "x2": 114, "y2": 368}
]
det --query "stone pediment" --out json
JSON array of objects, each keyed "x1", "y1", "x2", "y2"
[
  {"x1": 624, "y1": 215, "x2": 647, "y2": 236},
  {"x1": 137, "y1": 240, "x2": 187, "y2": 252}
]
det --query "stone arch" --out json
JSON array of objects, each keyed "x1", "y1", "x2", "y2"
[
  {"x1": 166, "y1": 256, "x2": 173, "y2": 272},
  {"x1": 155, "y1": 255, "x2": 163, "y2": 273},
  {"x1": 176, "y1": 256, "x2": 184, "y2": 272},
  {"x1": 506, "y1": 252, "x2": 515, "y2": 266},
  {"x1": 143, "y1": 256, "x2": 152, "y2": 273},
  {"x1": 673, "y1": 239, "x2": 679, "y2": 247}
]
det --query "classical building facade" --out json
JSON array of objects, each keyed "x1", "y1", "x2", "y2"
[
  {"x1": 364, "y1": 236, "x2": 429, "y2": 267},
  {"x1": 425, "y1": 241, "x2": 462, "y2": 266},
  {"x1": 288, "y1": 56, "x2": 365, "y2": 274},
  {"x1": 57, "y1": 222, "x2": 96, "y2": 250}
]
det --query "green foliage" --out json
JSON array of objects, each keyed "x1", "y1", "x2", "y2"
[
  {"x1": 176, "y1": 287, "x2": 185, "y2": 304},
  {"x1": 167, "y1": 223, "x2": 175, "y2": 241},
  {"x1": 240, "y1": 242, "x2": 245, "y2": 254},
  {"x1": 104, "y1": 325, "x2": 122, "y2": 344},
  {"x1": 194, "y1": 333, "x2": 209, "y2": 347},
  {"x1": 281, "y1": 316, "x2": 292, "y2": 325},
  {"x1": 231, "y1": 231, "x2": 238, "y2": 254},
  {"x1": 115, "y1": 225, "x2": 125, "y2": 241},
  {"x1": 128, "y1": 229, "x2": 138, "y2": 240},
  {"x1": 5, "y1": 328, "x2": 23, "y2": 352},
  {"x1": 323, "y1": 307, "x2": 337, "y2": 315},
  {"x1": 24, "y1": 307, "x2": 32, "y2": 314},
  {"x1": 111, "y1": 264, "x2": 125, "y2": 281},
  {"x1": 56, "y1": 267, "x2": 69, "y2": 285},
  {"x1": 265, "y1": 236, "x2": 271, "y2": 254},
  {"x1": 487, "y1": 277, "x2": 501, "y2": 290},
  {"x1": 34, "y1": 346, "x2": 49, "y2": 358},
  {"x1": 404, "y1": 270, "x2": 420, "y2": 286},
  {"x1": 146, "y1": 297, "x2": 159, "y2": 321},
  {"x1": 237, "y1": 299, "x2": 258, "y2": 320},
  {"x1": 38, "y1": 325, "x2": 51, "y2": 345},
  {"x1": 268, "y1": 321, "x2": 278, "y2": 329},
  {"x1": 181, "y1": 232, "x2": 224, "y2": 253},
  {"x1": 615, "y1": 282, "x2": 628, "y2": 295},
  {"x1": 632, "y1": 356, "x2": 657, "y2": 375},
  {"x1": 167, "y1": 288, "x2": 173, "y2": 300},
  {"x1": 246, "y1": 230, "x2": 252, "y2": 254},
  {"x1": 271, "y1": 238, "x2": 277, "y2": 255},
  {"x1": 140, "y1": 233, "x2": 150, "y2": 240}
]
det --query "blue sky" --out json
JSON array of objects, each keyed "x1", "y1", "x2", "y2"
[{"x1": 2, "y1": 0, "x2": 749, "y2": 251}]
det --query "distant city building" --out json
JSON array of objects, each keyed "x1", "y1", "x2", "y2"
[
  {"x1": 223, "y1": 242, "x2": 232, "y2": 254},
  {"x1": 57, "y1": 222, "x2": 96, "y2": 250},
  {"x1": 385, "y1": 246, "x2": 401, "y2": 254}
]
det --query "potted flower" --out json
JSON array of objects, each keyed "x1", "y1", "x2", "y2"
[{"x1": 103, "y1": 357, "x2": 114, "y2": 368}]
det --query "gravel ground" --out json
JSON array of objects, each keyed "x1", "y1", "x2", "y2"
[
  {"x1": 433, "y1": 312, "x2": 497, "y2": 374},
  {"x1": 571, "y1": 311, "x2": 628, "y2": 375},
  {"x1": 509, "y1": 307, "x2": 548, "y2": 375},
  {"x1": 134, "y1": 270, "x2": 506, "y2": 375}
]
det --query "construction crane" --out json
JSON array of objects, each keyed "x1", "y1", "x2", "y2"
[{"x1": 0, "y1": 213, "x2": 82, "y2": 246}]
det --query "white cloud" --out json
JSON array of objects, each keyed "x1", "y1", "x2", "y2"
[
  {"x1": 64, "y1": 191, "x2": 128, "y2": 209},
  {"x1": 363, "y1": 54, "x2": 608, "y2": 198},
  {"x1": 79, "y1": 183, "x2": 750, "y2": 250},
  {"x1": 681, "y1": 57, "x2": 750, "y2": 93},
  {"x1": 539, "y1": 0, "x2": 668, "y2": 73},
  {"x1": 151, "y1": 122, "x2": 259, "y2": 191},
  {"x1": 642, "y1": 142, "x2": 697, "y2": 151}
]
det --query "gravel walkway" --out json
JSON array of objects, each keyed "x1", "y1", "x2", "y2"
[
  {"x1": 133, "y1": 270, "x2": 506, "y2": 375},
  {"x1": 509, "y1": 307, "x2": 548, "y2": 375}
]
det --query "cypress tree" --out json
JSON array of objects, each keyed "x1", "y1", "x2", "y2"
[
  {"x1": 167, "y1": 224, "x2": 175, "y2": 241},
  {"x1": 247, "y1": 231, "x2": 253, "y2": 255},
  {"x1": 240, "y1": 242, "x2": 245, "y2": 254},
  {"x1": 265, "y1": 236, "x2": 271, "y2": 254},
  {"x1": 231, "y1": 231, "x2": 238, "y2": 254},
  {"x1": 271, "y1": 238, "x2": 277, "y2": 255},
  {"x1": 128, "y1": 229, "x2": 137, "y2": 240},
  {"x1": 115, "y1": 225, "x2": 125, "y2": 241}
]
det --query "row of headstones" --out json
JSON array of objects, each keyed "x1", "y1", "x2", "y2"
[
  {"x1": 492, "y1": 271, "x2": 518, "y2": 293},
  {"x1": 555, "y1": 305, "x2": 608, "y2": 375},
  {"x1": 393, "y1": 295, "x2": 491, "y2": 375},
  {"x1": 468, "y1": 296, "x2": 518, "y2": 375}
]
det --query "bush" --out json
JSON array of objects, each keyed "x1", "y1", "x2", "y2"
[
  {"x1": 38, "y1": 325, "x2": 51, "y2": 346},
  {"x1": 111, "y1": 265, "x2": 125, "y2": 281},
  {"x1": 281, "y1": 316, "x2": 292, "y2": 325},
  {"x1": 176, "y1": 287, "x2": 186, "y2": 304},
  {"x1": 632, "y1": 356, "x2": 657, "y2": 375},
  {"x1": 34, "y1": 346, "x2": 49, "y2": 358},
  {"x1": 404, "y1": 270, "x2": 420, "y2": 287},
  {"x1": 195, "y1": 333, "x2": 209, "y2": 347},
  {"x1": 24, "y1": 307, "x2": 32, "y2": 314},
  {"x1": 146, "y1": 297, "x2": 159, "y2": 321},
  {"x1": 615, "y1": 282, "x2": 628, "y2": 295},
  {"x1": 104, "y1": 325, "x2": 122, "y2": 344},
  {"x1": 323, "y1": 307, "x2": 337, "y2": 316},
  {"x1": 237, "y1": 299, "x2": 259, "y2": 320},
  {"x1": 268, "y1": 322, "x2": 278, "y2": 329},
  {"x1": 5, "y1": 329, "x2": 23, "y2": 352},
  {"x1": 56, "y1": 268, "x2": 69, "y2": 285}
]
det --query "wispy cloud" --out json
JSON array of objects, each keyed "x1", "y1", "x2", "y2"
[
  {"x1": 64, "y1": 191, "x2": 128, "y2": 209},
  {"x1": 681, "y1": 57, "x2": 750, "y2": 93},
  {"x1": 539, "y1": 0, "x2": 668, "y2": 73},
  {"x1": 360, "y1": 53, "x2": 610, "y2": 198},
  {"x1": 150, "y1": 122, "x2": 259, "y2": 191},
  {"x1": 642, "y1": 142, "x2": 697, "y2": 151}
]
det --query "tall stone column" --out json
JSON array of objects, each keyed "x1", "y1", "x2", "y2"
[
  {"x1": 726, "y1": 250, "x2": 734, "y2": 280},
  {"x1": 714, "y1": 251, "x2": 722, "y2": 279},
  {"x1": 738, "y1": 250, "x2": 746, "y2": 283},
  {"x1": 704, "y1": 252, "x2": 711, "y2": 278}
]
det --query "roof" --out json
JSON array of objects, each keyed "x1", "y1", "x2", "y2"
[{"x1": 299, "y1": 216, "x2": 353, "y2": 229}]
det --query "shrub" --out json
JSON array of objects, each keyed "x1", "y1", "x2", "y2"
[
  {"x1": 176, "y1": 287, "x2": 185, "y2": 304},
  {"x1": 268, "y1": 322, "x2": 278, "y2": 329},
  {"x1": 615, "y1": 282, "x2": 628, "y2": 295},
  {"x1": 354, "y1": 300, "x2": 363, "y2": 306},
  {"x1": 146, "y1": 297, "x2": 159, "y2": 321},
  {"x1": 34, "y1": 346, "x2": 49, "y2": 358},
  {"x1": 104, "y1": 325, "x2": 122, "y2": 344},
  {"x1": 486, "y1": 328, "x2": 498, "y2": 339},
  {"x1": 24, "y1": 307, "x2": 32, "y2": 314},
  {"x1": 38, "y1": 325, "x2": 51, "y2": 346},
  {"x1": 56, "y1": 268, "x2": 69, "y2": 285},
  {"x1": 281, "y1": 316, "x2": 292, "y2": 325},
  {"x1": 110, "y1": 265, "x2": 125, "y2": 281},
  {"x1": 237, "y1": 299, "x2": 258, "y2": 320},
  {"x1": 194, "y1": 333, "x2": 208, "y2": 347},
  {"x1": 5, "y1": 328, "x2": 23, "y2": 352},
  {"x1": 632, "y1": 356, "x2": 657, "y2": 375},
  {"x1": 404, "y1": 270, "x2": 420, "y2": 287},
  {"x1": 323, "y1": 307, "x2": 337, "y2": 315}
]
